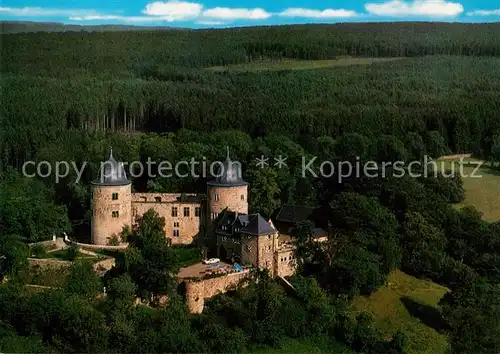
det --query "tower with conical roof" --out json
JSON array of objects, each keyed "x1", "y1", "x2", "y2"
[
  {"x1": 207, "y1": 147, "x2": 248, "y2": 222},
  {"x1": 91, "y1": 149, "x2": 132, "y2": 245}
]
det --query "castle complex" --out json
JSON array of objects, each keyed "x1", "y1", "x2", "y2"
[{"x1": 90, "y1": 149, "x2": 298, "y2": 277}]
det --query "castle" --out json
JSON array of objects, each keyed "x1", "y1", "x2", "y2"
[{"x1": 90, "y1": 149, "x2": 297, "y2": 277}]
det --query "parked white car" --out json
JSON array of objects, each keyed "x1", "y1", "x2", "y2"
[{"x1": 203, "y1": 258, "x2": 220, "y2": 264}]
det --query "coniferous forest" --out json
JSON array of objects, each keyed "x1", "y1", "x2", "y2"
[{"x1": 1, "y1": 22, "x2": 500, "y2": 354}]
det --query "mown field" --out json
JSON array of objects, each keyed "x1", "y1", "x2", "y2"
[
  {"x1": 206, "y1": 57, "x2": 405, "y2": 72},
  {"x1": 439, "y1": 157, "x2": 500, "y2": 221},
  {"x1": 351, "y1": 270, "x2": 449, "y2": 354}
]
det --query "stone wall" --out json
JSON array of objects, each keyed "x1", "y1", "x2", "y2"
[
  {"x1": 27, "y1": 257, "x2": 115, "y2": 275},
  {"x1": 132, "y1": 201, "x2": 201, "y2": 245},
  {"x1": 184, "y1": 270, "x2": 250, "y2": 313},
  {"x1": 93, "y1": 257, "x2": 116, "y2": 276},
  {"x1": 76, "y1": 242, "x2": 129, "y2": 250},
  {"x1": 28, "y1": 258, "x2": 72, "y2": 269},
  {"x1": 91, "y1": 183, "x2": 132, "y2": 245},
  {"x1": 29, "y1": 237, "x2": 66, "y2": 250}
]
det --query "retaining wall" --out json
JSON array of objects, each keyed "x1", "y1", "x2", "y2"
[{"x1": 184, "y1": 270, "x2": 250, "y2": 314}]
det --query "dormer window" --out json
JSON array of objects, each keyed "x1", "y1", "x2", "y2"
[{"x1": 214, "y1": 194, "x2": 220, "y2": 201}]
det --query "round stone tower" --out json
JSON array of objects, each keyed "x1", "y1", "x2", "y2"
[
  {"x1": 91, "y1": 149, "x2": 132, "y2": 245},
  {"x1": 207, "y1": 148, "x2": 248, "y2": 221}
]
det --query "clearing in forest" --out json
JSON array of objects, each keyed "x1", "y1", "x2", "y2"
[
  {"x1": 206, "y1": 57, "x2": 406, "y2": 73},
  {"x1": 351, "y1": 270, "x2": 449, "y2": 354},
  {"x1": 438, "y1": 157, "x2": 500, "y2": 221}
]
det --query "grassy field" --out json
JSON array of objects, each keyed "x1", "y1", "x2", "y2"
[
  {"x1": 351, "y1": 270, "x2": 449, "y2": 354},
  {"x1": 206, "y1": 57, "x2": 405, "y2": 73},
  {"x1": 437, "y1": 157, "x2": 500, "y2": 221}
]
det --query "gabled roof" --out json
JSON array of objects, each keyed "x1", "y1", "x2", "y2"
[
  {"x1": 275, "y1": 204, "x2": 315, "y2": 224},
  {"x1": 215, "y1": 210, "x2": 276, "y2": 236},
  {"x1": 215, "y1": 210, "x2": 250, "y2": 235},
  {"x1": 240, "y1": 213, "x2": 277, "y2": 236}
]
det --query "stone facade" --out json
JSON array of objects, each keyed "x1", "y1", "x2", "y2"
[
  {"x1": 91, "y1": 187, "x2": 203, "y2": 246},
  {"x1": 207, "y1": 184, "x2": 248, "y2": 220},
  {"x1": 215, "y1": 213, "x2": 297, "y2": 279},
  {"x1": 132, "y1": 193, "x2": 202, "y2": 245},
  {"x1": 91, "y1": 183, "x2": 132, "y2": 245},
  {"x1": 274, "y1": 247, "x2": 296, "y2": 277}
]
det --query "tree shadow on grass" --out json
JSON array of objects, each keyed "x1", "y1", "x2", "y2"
[{"x1": 400, "y1": 296, "x2": 450, "y2": 334}]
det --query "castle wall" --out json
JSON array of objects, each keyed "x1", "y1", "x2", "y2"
[
  {"x1": 91, "y1": 184, "x2": 132, "y2": 245},
  {"x1": 184, "y1": 270, "x2": 250, "y2": 313},
  {"x1": 207, "y1": 185, "x2": 248, "y2": 219},
  {"x1": 132, "y1": 200, "x2": 201, "y2": 245}
]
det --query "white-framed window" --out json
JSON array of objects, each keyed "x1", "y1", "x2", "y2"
[
  {"x1": 173, "y1": 230, "x2": 180, "y2": 237},
  {"x1": 214, "y1": 194, "x2": 220, "y2": 201},
  {"x1": 112, "y1": 211, "x2": 119, "y2": 218},
  {"x1": 183, "y1": 207, "x2": 190, "y2": 217},
  {"x1": 172, "y1": 207, "x2": 178, "y2": 217},
  {"x1": 174, "y1": 222, "x2": 179, "y2": 228},
  {"x1": 195, "y1": 207, "x2": 201, "y2": 217}
]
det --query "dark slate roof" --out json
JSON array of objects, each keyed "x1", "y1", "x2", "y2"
[
  {"x1": 240, "y1": 213, "x2": 277, "y2": 236},
  {"x1": 92, "y1": 149, "x2": 131, "y2": 186},
  {"x1": 215, "y1": 210, "x2": 250, "y2": 235},
  {"x1": 215, "y1": 210, "x2": 276, "y2": 236},
  {"x1": 312, "y1": 228, "x2": 327, "y2": 238},
  {"x1": 275, "y1": 204, "x2": 315, "y2": 224},
  {"x1": 207, "y1": 147, "x2": 248, "y2": 187}
]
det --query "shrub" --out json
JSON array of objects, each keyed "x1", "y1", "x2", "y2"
[
  {"x1": 108, "y1": 234, "x2": 120, "y2": 246},
  {"x1": 66, "y1": 242, "x2": 80, "y2": 261},
  {"x1": 30, "y1": 244, "x2": 46, "y2": 258}
]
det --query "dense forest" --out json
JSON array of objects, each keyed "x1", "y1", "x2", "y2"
[{"x1": 1, "y1": 22, "x2": 500, "y2": 353}]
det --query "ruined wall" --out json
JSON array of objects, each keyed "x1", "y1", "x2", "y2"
[
  {"x1": 132, "y1": 201, "x2": 201, "y2": 245},
  {"x1": 184, "y1": 270, "x2": 250, "y2": 313},
  {"x1": 207, "y1": 185, "x2": 248, "y2": 220},
  {"x1": 91, "y1": 183, "x2": 132, "y2": 245}
]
